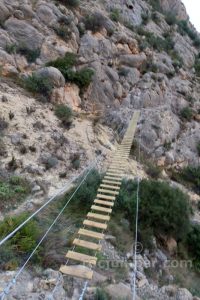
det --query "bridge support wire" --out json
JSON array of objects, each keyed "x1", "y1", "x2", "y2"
[{"x1": 132, "y1": 117, "x2": 141, "y2": 300}]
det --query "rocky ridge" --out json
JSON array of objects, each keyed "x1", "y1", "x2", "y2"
[{"x1": 0, "y1": 0, "x2": 200, "y2": 299}]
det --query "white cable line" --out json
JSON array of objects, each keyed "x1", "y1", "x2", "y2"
[
  {"x1": 0, "y1": 166, "x2": 92, "y2": 247},
  {"x1": 79, "y1": 281, "x2": 89, "y2": 300},
  {"x1": 132, "y1": 116, "x2": 141, "y2": 300},
  {"x1": 0, "y1": 163, "x2": 96, "y2": 300}
]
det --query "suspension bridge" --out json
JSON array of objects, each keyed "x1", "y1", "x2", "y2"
[{"x1": 0, "y1": 111, "x2": 140, "y2": 300}]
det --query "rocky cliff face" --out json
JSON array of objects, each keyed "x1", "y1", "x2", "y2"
[
  {"x1": 0, "y1": 0, "x2": 200, "y2": 299},
  {"x1": 0, "y1": 0, "x2": 200, "y2": 182}
]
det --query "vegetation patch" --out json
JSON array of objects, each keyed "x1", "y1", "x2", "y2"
[
  {"x1": 110, "y1": 8, "x2": 121, "y2": 22},
  {"x1": 55, "y1": 104, "x2": 73, "y2": 127},
  {"x1": 0, "y1": 213, "x2": 41, "y2": 270},
  {"x1": 180, "y1": 107, "x2": 193, "y2": 121},
  {"x1": 53, "y1": 25, "x2": 72, "y2": 41},
  {"x1": 0, "y1": 176, "x2": 31, "y2": 212},
  {"x1": 5, "y1": 44, "x2": 40, "y2": 63},
  {"x1": 197, "y1": 142, "x2": 200, "y2": 156},
  {"x1": 47, "y1": 53, "x2": 94, "y2": 90},
  {"x1": 194, "y1": 55, "x2": 200, "y2": 76},
  {"x1": 137, "y1": 28, "x2": 174, "y2": 53},
  {"x1": 145, "y1": 162, "x2": 162, "y2": 179},
  {"x1": 84, "y1": 14, "x2": 105, "y2": 33},
  {"x1": 58, "y1": 0, "x2": 80, "y2": 7},
  {"x1": 115, "y1": 179, "x2": 190, "y2": 246},
  {"x1": 172, "y1": 166, "x2": 200, "y2": 194},
  {"x1": 187, "y1": 224, "x2": 200, "y2": 270},
  {"x1": 23, "y1": 74, "x2": 53, "y2": 100},
  {"x1": 177, "y1": 20, "x2": 200, "y2": 47}
]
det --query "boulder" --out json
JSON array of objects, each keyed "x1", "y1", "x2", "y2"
[
  {"x1": 119, "y1": 53, "x2": 146, "y2": 68},
  {"x1": 51, "y1": 85, "x2": 81, "y2": 109},
  {"x1": 159, "y1": 0, "x2": 188, "y2": 20},
  {"x1": 35, "y1": 67, "x2": 65, "y2": 88},
  {"x1": 5, "y1": 18, "x2": 44, "y2": 50},
  {"x1": 176, "y1": 288, "x2": 193, "y2": 300},
  {"x1": 0, "y1": 3, "x2": 10, "y2": 22},
  {"x1": 105, "y1": 283, "x2": 132, "y2": 300},
  {"x1": 19, "y1": 5, "x2": 35, "y2": 19},
  {"x1": 173, "y1": 32, "x2": 197, "y2": 68},
  {"x1": 0, "y1": 28, "x2": 13, "y2": 48},
  {"x1": 13, "y1": 10, "x2": 24, "y2": 20},
  {"x1": 36, "y1": 4, "x2": 56, "y2": 25}
]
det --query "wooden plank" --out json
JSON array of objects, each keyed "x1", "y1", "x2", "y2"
[
  {"x1": 102, "y1": 179, "x2": 122, "y2": 185},
  {"x1": 87, "y1": 212, "x2": 110, "y2": 221},
  {"x1": 112, "y1": 156, "x2": 128, "y2": 159},
  {"x1": 98, "y1": 188, "x2": 119, "y2": 195},
  {"x1": 104, "y1": 176, "x2": 122, "y2": 181},
  {"x1": 94, "y1": 199, "x2": 114, "y2": 206},
  {"x1": 91, "y1": 205, "x2": 112, "y2": 213},
  {"x1": 105, "y1": 171, "x2": 124, "y2": 175},
  {"x1": 78, "y1": 228, "x2": 104, "y2": 240},
  {"x1": 100, "y1": 184, "x2": 120, "y2": 190},
  {"x1": 60, "y1": 265, "x2": 93, "y2": 280},
  {"x1": 66, "y1": 250, "x2": 97, "y2": 265},
  {"x1": 83, "y1": 219, "x2": 107, "y2": 230},
  {"x1": 109, "y1": 166, "x2": 126, "y2": 169},
  {"x1": 73, "y1": 238, "x2": 102, "y2": 251},
  {"x1": 106, "y1": 171, "x2": 124, "y2": 176},
  {"x1": 97, "y1": 194, "x2": 115, "y2": 201}
]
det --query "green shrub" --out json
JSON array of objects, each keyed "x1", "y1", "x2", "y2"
[
  {"x1": 70, "y1": 153, "x2": 81, "y2": 170},
  {"x1": 73, "y1": 68, "x2": 94, "y2": 89},
  {"x1": 141, "y1": 60, "x2": 158, "y2": 74},
  {"x1": 110, "y1": 8, "x2": 120, "y2": 22},
  {"x1": 141, "y1": 12, "x2": 151, "y2": 25},
  {"x1": 137, "y1": 28, "x2": 174, "y2": 52},
  {"x1": 118, "y1": 67, "x2": 130, "y2": 77},
  {"x1": 0, "y1": 213, "x2": 41, "y2": 269},
  {"x1": 5, "y1": 44, "x2": 40, "y2": 62},
  {"x1": 180, "y1": 107, "x2": 193, "y2": 121},
  {"x1": 148, "y1": 0, "x2": 162, "y2": 12},
  {"x1": 24, "y1": 74, "x2": 53, "y2": 98},
  {"x1": 179, "y1": 166, "x2": 200, "y2": 194},
  {"x1": 178, "y1": 20, "x2": 200, "y2": 46},
  {"x1": 64, "y1": 169, "x2": 101, "y2": 211},
  {"x1": 84, "y1": 14, "x2": 104, "y2": 33},
  {"x1": 94, "y1": 288, "x2": 109, "y2": 300},
  {"x1": 197, "y1": 142, "x2": 200, "y2": 156},
  {"x1": 170, "y1": 50, "x2": 184, "y2": 69},
  {"x1": 0, "y1": 176, "x2": 31, "y2": 212},
  {"x1": 165, "y1": 13, "x2": 177, "y2": 26},
  {"x1": 60, "y1": 0, "x2": 80, "y2": 7},
  {"x1": 17, "y1": 47, "x2": 40, "y2": 63},
  {"x1": 146, "y1": 162, "x2": 162, "y2": 179},
  {"x1": 43, "y1": 156, "x2": 58, "y2": 170},
  {"x1": 5, "y1": 43, "x2": 17, "y2": 54},
  {"x1": 187, "y1": 224, "x2": 200, "y2": 269},
  {"x1": 151, "y1": 11, "x2": 160, "y2": 24},
  {"x1": 53, "y1": 25, "x2": 72, "y2": 40},
  {"x1": 46, "y1": 52, "x2": 77, "y2": 74},
  {"x1": 194, "y1": 56, "x2": 200, "y2": 76},
  {"x1": 115, "y1": 179, "x2": 190, "y2": 241},
  {"x1": 47, "y1": 54, "x2": 94, "y2": 89},
  {"x1": 0, "y1": 117, "x2": 8, "y2": 132},
  {"x1": 55, "y1": 105, "x2": 73, "y2": 126},
  {"x1": 194, "y1": 37, "x2": 200, "y2": 47}
]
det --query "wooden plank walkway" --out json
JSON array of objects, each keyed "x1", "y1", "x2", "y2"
[{"x1": 60, "y1": 111, "x2": 140, "y2": 279}]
